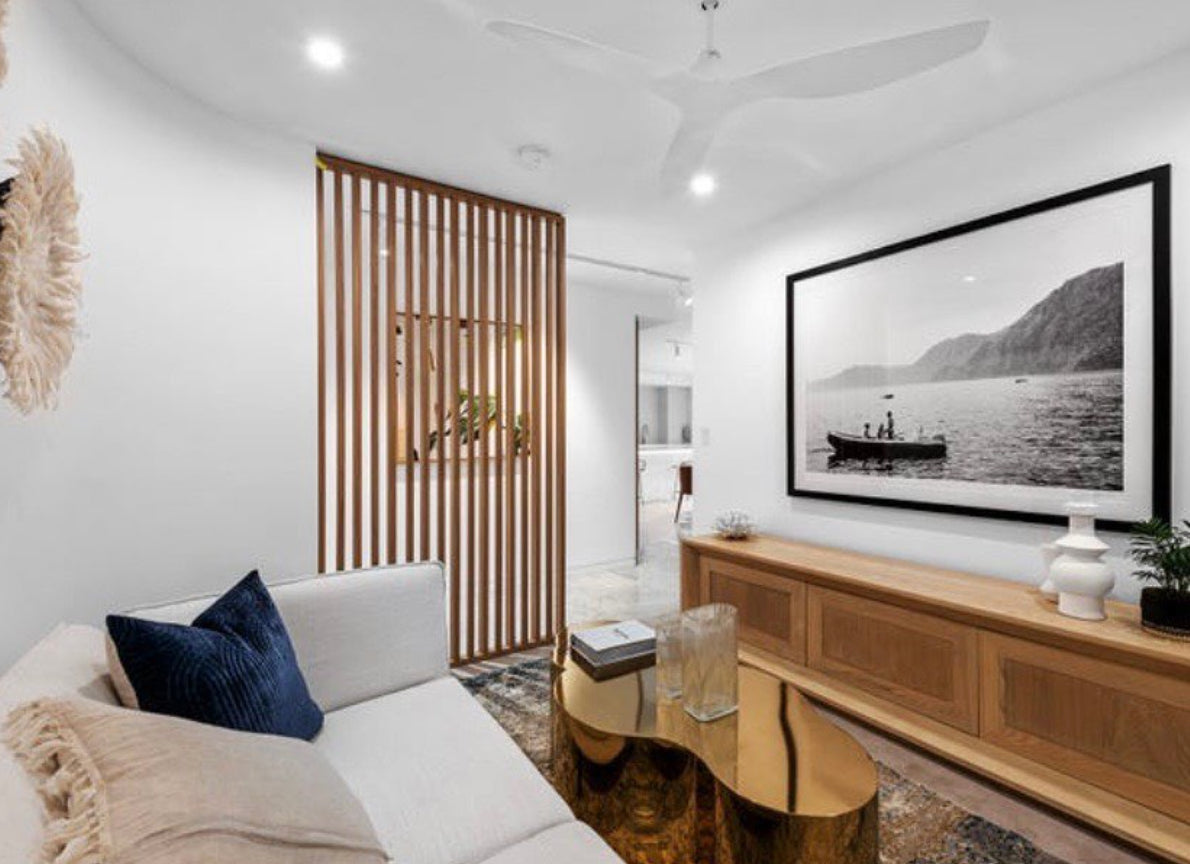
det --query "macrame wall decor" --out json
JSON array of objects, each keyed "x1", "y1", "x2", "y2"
[{"x1": 0, "y1": 128, "x2": 84, "y2": 413}]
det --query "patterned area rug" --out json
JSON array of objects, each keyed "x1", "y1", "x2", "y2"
[{"x1": 460, "y1": 659, "x2": 1068, "y2": 864}]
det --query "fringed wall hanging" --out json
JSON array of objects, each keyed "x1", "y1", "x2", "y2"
[{"x1": 0, "y1": 128, "x2": 84, "y2": 413}]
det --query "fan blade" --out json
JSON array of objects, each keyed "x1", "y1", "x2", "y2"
[
  {"x1": 659, "y1": 115, "x2": 722, "y2": 193},
  {"x1": 435, "y1": 0, "x2": 483, "y2": 26},
  {"x1": 486, "y1": 20, "x2": 677, "y2": 92},
  {"x1": 736, "y1": 20, "x2": 990, "y2": 101}
]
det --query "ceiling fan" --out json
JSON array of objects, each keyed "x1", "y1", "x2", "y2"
[{"x1": 485, "y1": 1, "x2": 990, "y2": 192}]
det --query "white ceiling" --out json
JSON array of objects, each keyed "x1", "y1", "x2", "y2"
[{"x1": 73, "y1": 0, "x2": 1190, "y2": 275}]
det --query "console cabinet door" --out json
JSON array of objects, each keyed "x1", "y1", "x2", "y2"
[
  {"x1": 981, "y1": 632, "x2": 1190, "y2": 822},
  {"x1": 699, "y1": 557, "x2": 806, "y2": 664},
  {"x1": 807, "y1": 587, "x2": 980, "y2": 734}
]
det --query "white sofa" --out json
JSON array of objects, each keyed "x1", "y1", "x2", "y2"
[{"x1": 0, "y1": 562, "x2": 622, "y2": 864}]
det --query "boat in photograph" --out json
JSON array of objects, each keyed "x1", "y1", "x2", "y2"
[{"x1": 827, "y1": 431, "x2": 947, "y2": 460}]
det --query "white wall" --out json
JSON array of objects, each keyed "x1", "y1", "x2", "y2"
[
  {"x1": 0, "y1": 0, "x2": 315, "y2": 668},
  {"x1": 566, "y1": 281, "x2": 678, "y2": 569},
  {"x1": 639, "y1": 315, "x2": 694, "y2": 387},
  {"x1": 695, "y1": 49, "x2": 1190, "y2": 602}
]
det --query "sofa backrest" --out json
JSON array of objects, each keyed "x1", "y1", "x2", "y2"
[{"x1": 125, "y1": 562, "x2": 449, "y2": 712}]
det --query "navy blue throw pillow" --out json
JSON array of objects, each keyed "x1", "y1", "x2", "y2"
[{"x1": 106, "y1": 571, "x2": 323, "y2": 740}]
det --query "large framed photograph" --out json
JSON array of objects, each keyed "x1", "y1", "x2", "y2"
[{"x1": 787, "y1": 167, "x2": 1171, "y2": 530}]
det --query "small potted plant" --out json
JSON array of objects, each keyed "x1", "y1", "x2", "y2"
[{"x1": 1129, "y1": 518, "x2": 1190, "y2": 639}]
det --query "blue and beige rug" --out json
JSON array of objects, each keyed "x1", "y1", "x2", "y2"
[{"x1": 460, "y1": 658, "x2": 1067, "y2": 864}]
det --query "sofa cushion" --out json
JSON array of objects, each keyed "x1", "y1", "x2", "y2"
[
  {"x1": 0, "y1": 626, "x2": 120, "y2": 864},
  {"x1": 127, "y1": 563, "x2": 449, "y2": 712},
  {"x1": 107, "y1": 571, "x2": 323, "y2": 740},
  {"x1": 477, "y1": 823, "x2": 623, "y2": 864},
  {"x1": 4, "y1": 697, "x2": 388, "y2": 864},
  {"x1": 316, "y1": 676, "x2": 573, "y2": 864}
]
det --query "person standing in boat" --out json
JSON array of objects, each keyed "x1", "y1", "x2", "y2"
[
  {"x1": 863, "y1": 422, "x2": 872, "y2": 439},
  {"x1": 876, "y1": 422, "x2": 885, "y2": 439},
  {"x1": 886, "y1": 411, "x2": 896, "y2": 440}
]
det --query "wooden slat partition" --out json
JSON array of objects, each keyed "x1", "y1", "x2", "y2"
[{"x1": 316, "y1": 154, "x2": 566, "y2": 665}]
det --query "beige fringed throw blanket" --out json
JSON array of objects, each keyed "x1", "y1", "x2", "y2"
[{"x1": 4, "y1": 698, "x2": 390, "y2": 864}]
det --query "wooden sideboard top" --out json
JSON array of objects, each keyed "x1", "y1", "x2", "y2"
[{"x1": 684, "y1": 534, "x2": 1190, "y2": 675}]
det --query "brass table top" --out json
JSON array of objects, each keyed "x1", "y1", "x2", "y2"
[{"x1": 553, "y1": 631, "x2": 878, "y2": 819}]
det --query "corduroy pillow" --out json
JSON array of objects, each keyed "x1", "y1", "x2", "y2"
[
  {"x1": 3, "y1": 698, "x2": 389, "y2": 864},
  {"x1": 106, "y1": 571, "x2": 323, "y2": 740}
]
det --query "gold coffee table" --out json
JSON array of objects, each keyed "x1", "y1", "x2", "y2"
[{"x1": 551, "y1": 628, "x2": 878, "y2": 864}]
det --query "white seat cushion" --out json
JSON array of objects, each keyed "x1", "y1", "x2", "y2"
[
  {"x1": 316, "y1": 676, "x2": 572, "y2": 864},
  {"x1": 476, "y1": 823, "x2": 623, "y2": 864}
]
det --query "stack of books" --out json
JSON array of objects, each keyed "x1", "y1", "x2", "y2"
[{"x1": 570, "y1": 621, "x2": 656, "y2": 681}]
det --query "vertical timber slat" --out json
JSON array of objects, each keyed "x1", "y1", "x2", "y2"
[
  {"x1": 370, "y1": 179, "x2": 381, "y2": 567},
  {"x1": 449, "y1": 196, "x2": 462, "y2": 664},
  {"x1": 351, "y1": 173, "x2": 364, "y2": 570},
  {"x1": 478, "y1": 204, "x2": 490, "y2": 656},
  {"x1": 405, "y1": 189, "x2": 416, "y2": 562},
  {"x1": 530, "y1": 215, "x2": 542, "y2": 642},
  {"x1": 466, "y1": 202, "x2": 478, "y2": 657},
  {"x1": 519, "y1": 212, "x2": 530, "y2": 648},
  {"x1": 504, "y1": 209, "x2": 516, "y2": 649},
  {"x1": 437, "y1": 195, "x2": 447, "y2": 571},
  {"x1": 333, "y1": 170, "x2": 346, "y2": 572},
  {"x1": 493, "y1": 209, "x2": 506, "y2": 654},
  {"x1": 419, "y1": 191, "x2": 431, "y2": 559},
  {"x1": 316, "y1": 167, "x2": 327, "y2": 573},
  {"x1": 544, "y1": 219, "x2": 555, "y2": 635},
  {"x1": 386, "y1": 183, "x2": 398, "y2": 564},
  {"x1": 556, "y1": 219, "x2": 567, "y2": 631}
]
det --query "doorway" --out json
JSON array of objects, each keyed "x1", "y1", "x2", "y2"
[{"x1": 635, "y1": 312, "x2": 695, "y2": 565}]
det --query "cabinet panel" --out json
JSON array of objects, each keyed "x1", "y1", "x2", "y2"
[
  {"x1": 699, "y1": 556, "x2": 806, "y2": 664},
  {"x1": 808, "y1": 587, "x2": 979, "y2": 734},
  {"x1": 981, "y1": 632, "x2": 1190, "y2": 822}
]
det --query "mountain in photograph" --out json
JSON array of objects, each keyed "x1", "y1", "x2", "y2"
[{"x1": 816, "y1": 263, "x2": 1123, "y2": 388}]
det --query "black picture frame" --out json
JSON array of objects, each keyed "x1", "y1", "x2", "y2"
[{"x1": 786, "y1": 166, "x2": 1171, "y2": 532}]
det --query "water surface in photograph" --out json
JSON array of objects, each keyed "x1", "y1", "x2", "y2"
[{"x1": 805, "y1": 371, "x2": 1123, "y2": 490}]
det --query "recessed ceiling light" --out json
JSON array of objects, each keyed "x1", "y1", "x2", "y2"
[
  {"x1": 306, "y1": 37, "x2": 345, "y2": 71},
  {"x1": 516, "y1": 144, "x2": 551, "y2": 171},
  {"x1": 963, "y1": 275, "x2": 977, "y2": 283},
  {"x1": 689, "y1": 172, "x2": 716, "y2": 198}
]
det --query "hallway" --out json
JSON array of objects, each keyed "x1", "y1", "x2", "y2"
[{"x1": 566, "y1": 500, "x2": 688, "y2": 626}]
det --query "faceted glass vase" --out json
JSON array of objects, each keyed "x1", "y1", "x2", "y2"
[
  {"x1": 654, "y1": 612, "x2": 684, "y2": 700},
  {"x1": 681, "y1": 603, "x2": 738, "y2": 722}
]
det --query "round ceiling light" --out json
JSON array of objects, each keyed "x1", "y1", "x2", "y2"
[
  {"x1": 516, "y1": 144, "x2": 551, "y2": 171},
  {"x1": 306, "y1": 37, "x2": 345, "y2": 71},
  {"x1": 689, "y1": 172, "x2": 716, "y2": 198}
]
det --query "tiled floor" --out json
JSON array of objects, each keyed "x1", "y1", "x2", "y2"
[{"x1": 558, "y1": 498, "x2": 1158, "y2": 864}]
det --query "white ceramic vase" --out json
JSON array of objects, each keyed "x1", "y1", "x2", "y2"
[{"x1": 1049, "y1": 503, "x2": 1113, "y2": 621}]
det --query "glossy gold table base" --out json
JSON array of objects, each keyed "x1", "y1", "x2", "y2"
[{"x1": 552, "y1": 710, "x2": 878, "y2": 864}]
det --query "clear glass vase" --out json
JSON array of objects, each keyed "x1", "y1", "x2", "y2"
[
  {"x1": 681, "y1": 603, "x2": 738, "y2": 722},
  {"x1": 654, "y1": 612, "x2": 684, "y2": 700}
]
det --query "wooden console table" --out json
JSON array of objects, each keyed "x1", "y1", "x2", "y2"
[{"x1": 681, "y1": 534, "x2": 1190, "y2": 864}]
